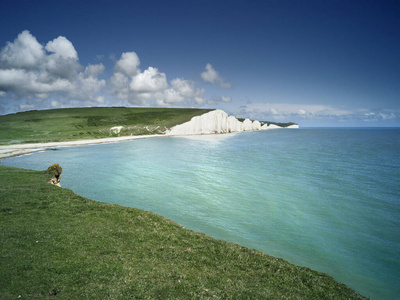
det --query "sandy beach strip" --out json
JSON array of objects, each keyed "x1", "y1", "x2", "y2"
[{"x1": 0, "y1": 134, "x2": 165, "y2": 159}]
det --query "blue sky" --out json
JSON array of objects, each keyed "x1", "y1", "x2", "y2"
[{"x1": 0, "y1": 0, "x2": 399, "y2": 126}]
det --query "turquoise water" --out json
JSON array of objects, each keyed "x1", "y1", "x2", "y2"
[{"x1": 2, "y1": 128, "x2": 399, "y2": 299}]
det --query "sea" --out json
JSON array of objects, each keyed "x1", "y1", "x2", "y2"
[{"x1": 1, "y1": 128, "x2": 399, "y2": 299}]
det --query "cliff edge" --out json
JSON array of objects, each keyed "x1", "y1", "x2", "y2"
[{"x1": 166, "y1": 109, "x2": 297, "y2": 135}]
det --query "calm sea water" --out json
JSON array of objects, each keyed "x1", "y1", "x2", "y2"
[{"x1": 2, "y1": 128, "x2": 399, "y2": 299}]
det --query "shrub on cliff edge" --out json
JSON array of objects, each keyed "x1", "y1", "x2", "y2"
[{"x1": 45, "y1": 163, "x2": 62, "y2": 178}]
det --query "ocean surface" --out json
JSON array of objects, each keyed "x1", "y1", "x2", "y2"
[{"x1": 2, "y1": 128, "x2": 399, "y2": 299}]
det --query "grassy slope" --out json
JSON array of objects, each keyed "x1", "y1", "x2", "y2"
[
  {"x1": 0, "y1": 107, "x2": 213, "y2": 144},
  {"x1": 0, "y1": 165, "x2": 365, "y2": 299}
]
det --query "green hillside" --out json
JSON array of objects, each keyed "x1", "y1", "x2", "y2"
[
  {"x1": 0, "y1": 165, "x2": 365, "y2": 299},
  {"x1": 0, "y1": 107, "x2": 213, "y2": 145}
]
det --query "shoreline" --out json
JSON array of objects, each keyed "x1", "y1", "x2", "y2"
[
  {"x1": 0, "y1": 132, "x2": 239, "y2": 159},
  {"x1": 0, "y1": 108, "x2": 298, "y2": 160},
  {"x1": 0, "y1": 134, "x2": 166, "y2": 159}
]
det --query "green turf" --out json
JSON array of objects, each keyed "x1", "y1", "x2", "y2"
[
  {"x1": 0, "y1": 107, "x2": 213, "y2": 144},
  {"x1": 0, "y1": 165, "x2": 365, "y2": 299}
]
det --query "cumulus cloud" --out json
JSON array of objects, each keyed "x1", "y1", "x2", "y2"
[
  {"x1": 0, "y1": 30, "x2": 44, "y2": 69},
  {"x1": 109, "y1": 53, "x2": 206, "y2": 106},
  {"x1": 130, "y1": 67, "x2": 168, "y2": 93},
  {"x1": 156, "y1": 78, "x2": 206, "y2": 106},
  {"x1": 83, "y1": 63, "x2": 105, "y2": 78},
  {"x1": 114, "y1": 51, "x2": 140, "y2": 76},
  {"x1": 168, "y1": 78, "x2": 206, "y2": 105},
  {"x1": 0, "y1": 30, "x2": 106, "y2": 109},
  {"x1": 201, "y1": 63, "x2": 231, "y2": 89},
  {"x1": 161, "y1": 88, "x2": 184, "y2": 105},
  {"x1": 0, "y1": 31, "x2": 229, "y2": 114},
  {"x1": 207, "y1": 95, "x2": 232, "y2": 105},
  {"x1": 109, "y1": 71, "x2": 131, "y2": 100},
  {"x1": 45, "y1": 36, "x2": 78, "y2": 60},
  {"x1": 0, "y1": 68, "x2": 74, "y2": 94},
  {"x1": 170, "y1": 78, "x2": 196, "y2": 98},
  {"x1": 72, "y1": 64, "x2": 106, "y2": 101},
  {"x1": 109, "y1": 52, "x2": 165, "y2": 105},
  {"x1": 221, "y1": 96, "x2": 232, "y2": 103}
]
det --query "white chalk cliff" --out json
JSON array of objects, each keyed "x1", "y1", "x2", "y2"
[
  {"x1": 166, "y1": 109, "x2": 297, "y2": 136},
  {"x1": 261, "y1": 123, "x2": 299, "y2": 129}
]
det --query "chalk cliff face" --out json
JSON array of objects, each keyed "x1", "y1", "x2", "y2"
[
  {"x1": 166, "y1": 109, "x2": 298, "y2": 136},
  {"x1": 166, "y1": 110, "x2": 261, "y2": 135},
  {"x1": 287, "y1": 124, "x2": 300, "y2": 128},
  {"x1": 261, "y1": 123, "x2": 300, "y2": 129}
]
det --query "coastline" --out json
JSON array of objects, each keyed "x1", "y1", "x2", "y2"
[
  {"x1": 0, "y1": 128, "x2": 297, "y2": 160},
  {"x1": 0, "y1": 134, "x2": 165, "y2": 159},
  {"x1": 0, "y1": 108, "x2": 298, "y2": 160}
]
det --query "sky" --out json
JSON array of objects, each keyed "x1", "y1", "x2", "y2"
[{"x1": 0, "y1": 0, "x2": 399, "y2": 127}]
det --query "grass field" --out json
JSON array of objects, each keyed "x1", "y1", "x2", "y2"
[
  {"x1": 0, "y1": 107, "x2": 213, "y2": 144},
  {"x1": 0, "y1": 165, "x2": 366, "y2": 299}
]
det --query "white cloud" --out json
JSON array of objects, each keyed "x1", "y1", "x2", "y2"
[
  {"x1": 171, "y1": 78, "x2": 196, "y2": 98},
  {"x1": 298, "y1": 109, "x2": 306, "y2": 115},
  {"x1": 109, "y1": 54, "x2": 207, "y2": 106},
  {"x1": 109, "y1": 72, "x2": 130, "y2": 100},
  {"x1": 360, "y1": 110, "x2": 397, "y2": 122},
  {"x1": 70, "y1": 63, "x2": 107, "y2": 103},
  {"x1": 201, "y1": 63, "x2": 218, "y2": 83},
  {"x1": 0, "y1": 30, "x2": 44, "y2": 69},
  {"x1": 161, "y1": 88, "x2": 185, "y2": 104},
  {"x1": 114, "y1": 52, "x2": 140, "y2": 77},
  {"x1": 201, "y1": 63, "x2": 231, "y2": 89},
  {"x1": 170, "y1": 78, "x2": 206, "y2": 103},
  {"x1": 44, "y1": 36, "x2": 81, "y2": 80},
  {"x1": 221, "y1": 96, "x2": 232, "y2": 103},
  {"x1": 83, "y1": 63, "x2": 105, "y2": 78},
  {"x1": 96, "y1": 96, "x2": 105, "y2": 104},
  {"x1": 130, "y1": 67, "x2": 168, "y2": 93},
  {"x1": 156, "y1": 78, "x2": 206, "y2": 106},
  {"x1": 208, "y1": 95, "x2": 232, "y2": 105},
  {"x1": 45, "y1": 36, "x2": 78, "y2": 60},
  {"x1": 0, "y1": 68, "x2": 73, "y2": 94},
  {"x1": 194, "y1": 96, "x2": 206, "y2": 105},
  {"x1": 0, "y1": 31, "x2": 229, "y2": 113},
  {"x1": 0, "y1": 31, "x2": 105, "y2": 106}
]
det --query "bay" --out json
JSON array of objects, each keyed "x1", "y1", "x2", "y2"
[{"x1": 2, "y1": 128, "x2": 399, "y2": 299}]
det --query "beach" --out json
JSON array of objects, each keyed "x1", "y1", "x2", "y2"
[{"x1": 0, "y1": 135, "x2": 165, "y2": 159}]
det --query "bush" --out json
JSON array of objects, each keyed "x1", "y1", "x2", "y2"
[{"x1": 45, "y1": 163, "x2": 63, "y2": 179}]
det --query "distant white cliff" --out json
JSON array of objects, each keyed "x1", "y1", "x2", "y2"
[
  {"x1": 166, "y1": 109, "x2": 297, "y2": 136},
  {"x1": 261, "y1": 123, "x2": 299, "y2": 129}
]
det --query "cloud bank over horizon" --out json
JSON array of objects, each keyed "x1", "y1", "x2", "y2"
[
  {"x1": 239, "y1": 102, "x2": 400, "y2": 126},
  {"x1": 0, "y1": 31, "x2": 398, "y2": 126}
]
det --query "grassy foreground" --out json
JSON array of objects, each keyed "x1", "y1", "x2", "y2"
[
  {"x1": 0, "y1": 165, "x2": 365, "y2": 299},
  {"x1": 0, "y1": 107, "x2": 213, "y2": 144}
]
